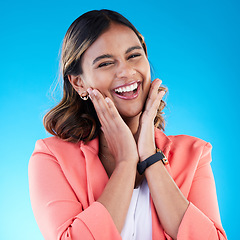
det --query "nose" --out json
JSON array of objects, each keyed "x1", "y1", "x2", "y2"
[{"x1": 115, "y1": 61, "x2": 136, "y2": 79}]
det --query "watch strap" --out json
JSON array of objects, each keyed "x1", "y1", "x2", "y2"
[{"x1": 137, "y1": 149, "x2": 168, "y2": 175}]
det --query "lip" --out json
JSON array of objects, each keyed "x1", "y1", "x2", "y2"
[{"x1": 112, "y1": 81, "x2": 141, "y2": 100}]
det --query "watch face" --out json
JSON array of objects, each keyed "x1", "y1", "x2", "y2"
[
  {"x1": 156, "y1": 148, "x2": 169, "y2": 165},
  {"x1": 162, "y1": 157, "x2": 169, "y2": 165}
]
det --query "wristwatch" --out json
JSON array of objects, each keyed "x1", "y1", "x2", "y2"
[{"x1": 137, "y1": 148, "x2": 168, "y2": 175}]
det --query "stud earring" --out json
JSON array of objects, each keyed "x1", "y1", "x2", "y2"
[{"x1": 80, "y1": 91, "x2": 89, "y2": 101}]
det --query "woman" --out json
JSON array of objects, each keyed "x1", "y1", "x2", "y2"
[{"x1": 29, "y1": 9, "x2": 227, "y2": 240}]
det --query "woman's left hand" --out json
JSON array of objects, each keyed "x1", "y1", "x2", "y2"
[{"x1": 137, "y1": 78, "x2": 166, "y2": 161}]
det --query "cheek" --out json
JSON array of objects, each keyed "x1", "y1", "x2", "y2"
[
  {"x1": 140, "y1": 60, "x2": 151, "y2": 98},
  {"x1": 81, "y1": 62, "x2": 112, "y2": 90},
  {"x1": 84, "y1": 71, "x2": 111, "y2": 91},
  {"x1": 141, "y1": 60, "x2": 151, "y2": 85},
  {"x1": 139, "y1": 57, "x2": 151, "y2": 75}
]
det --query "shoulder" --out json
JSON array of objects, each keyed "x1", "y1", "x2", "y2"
[
  {"x1": 168, "y1": 134, "x2": 211, "y2": 149},
  {"x1": 155, "y1": 129, "x2": 212, "y2": 167},
  {"x1": 155, "y1": 128, "x2": 211, "y2": 153},
  {"x1": 32, "y1": 136, "x2": 99, "y2": 161},
  {"x1": 30, "y1": 137, "x2": 91, "y2": 175},
  {"x1": 166, "y1": 134, "x2": 213, "y2": 170},
  {"x1": 168, "y1": 134, "x2": 212, "y2": 158},
  {"x1": 33, "y1": 136, "x2": 80, "y2": 156}
]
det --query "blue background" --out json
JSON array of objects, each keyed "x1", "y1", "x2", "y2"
[{"x1": 0, "y1": 0, "x2": 238, "y2": 239}]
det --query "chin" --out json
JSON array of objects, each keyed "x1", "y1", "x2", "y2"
[
  {"x1": 114, "y1": 93, "x2": 147, "y2": 121},
  {"x1": 118, "y1": 105, "x2": 143, "y2": 120}
]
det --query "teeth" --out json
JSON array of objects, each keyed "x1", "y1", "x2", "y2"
[{"x1": 114, "y1": 82, "x2": 138, "y2": 93}]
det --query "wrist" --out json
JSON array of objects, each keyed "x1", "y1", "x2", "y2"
[
  {"x1": 139, "y1": 148, "x2": 155, "y2": 162},
  {"x1": 115, "y1": 159, "x2": 138, "y2": 171},
  {"x1": 137, "y1": 149, "x2": 168, "y2": 175}
]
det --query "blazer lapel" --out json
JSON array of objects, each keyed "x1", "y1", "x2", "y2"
[
  {"x1": 155, "y1": 129, "x2": 173, "y2": 176},
  {"x1": 80, "y1": 138, "x2": 109, "y2": 204}
]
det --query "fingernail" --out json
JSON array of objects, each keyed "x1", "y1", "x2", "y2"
[
  {"x1": 105, "y1": 97, "x2": 110, "y2": 103},
  {"x1": 160, "y1": 90, "x2": 166, "y2": 97},
  {"x1": 92, "y1": 89, "x2": 98, "y2": 96},
  {"x1": 87, "y1": 88, "x2": 93, "y2": 100},
  {"x1": 87, "y1": 88, "x2": 92, "y2": 94}
]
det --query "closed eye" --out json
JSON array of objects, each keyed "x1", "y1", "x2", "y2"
[
  {"x1": 128, "y1": 53, "x2": 141, "y2": 60},
  {"x1": 98, "y1": 61, "x2": 114, "y2": 68}
]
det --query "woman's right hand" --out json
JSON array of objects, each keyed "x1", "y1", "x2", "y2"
[
  {"x1": 87, "y1": 88, "x2": 139, "y2": 167},
  {"x1": 87, "y1": 88, "x2": 139, "y2": 232}
]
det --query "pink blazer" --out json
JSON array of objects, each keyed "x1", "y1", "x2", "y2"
[{"x1": 28, "y1": 129, "x2": 227, "y2": 240}]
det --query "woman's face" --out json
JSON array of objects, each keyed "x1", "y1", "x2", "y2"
[{"x1": 79, "y1": 22, "x2": 151, "y2": 119}]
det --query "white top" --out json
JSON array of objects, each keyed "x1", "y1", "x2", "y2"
[{"x1": 121, "y1": 178, "x2": 152, "y2": 240}]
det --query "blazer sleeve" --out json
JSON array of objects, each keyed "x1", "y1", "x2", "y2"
[
  {"x1": 170, "y1": 142, "x2": 227, "y2": 240},
  {"x1": 28, "y1": 139, "x2": 121, "y2": 240}
]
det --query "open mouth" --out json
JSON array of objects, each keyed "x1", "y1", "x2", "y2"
[{"x1": 113, "y1": 81, "x2": 141, "y2": 99}]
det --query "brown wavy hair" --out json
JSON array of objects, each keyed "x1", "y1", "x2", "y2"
[{"x1": 43, "y1": 9, "x2": 167, "y2": 143}]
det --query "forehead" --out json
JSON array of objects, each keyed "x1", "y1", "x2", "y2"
[{"x1": 82, "y1": 23, "x2": 142, "y2": 62}]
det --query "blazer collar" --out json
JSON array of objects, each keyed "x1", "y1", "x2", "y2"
[
  {"x1": 79, "y1": 138, "x2": 108, "y2": 203},
  {"x1": 155, "y1": 128, "x2": 172, "y2": 158},
  {"x1": 155, "y1": 128, "x2": 173, "y2": 176}
]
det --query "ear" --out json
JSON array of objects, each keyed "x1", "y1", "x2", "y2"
[{"x1": 68, "y1": 75, "x2": 86, "y2": 95}]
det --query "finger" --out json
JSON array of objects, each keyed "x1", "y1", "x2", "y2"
[
  {"x1": 151, "y1": 90, "x2": 166, "y2": 112},
  {"x1": 88, "y1": 89, "x2": 112, "y2": 126},
  {"x1": 145, "y1": 79, "x2": 162, "y2": 110},
  {"x1": 105, "y1": 97, "x2": 122, "y2": 121},
  {"x1": 88, "y1": 89, "x2": 123, "y2": 132},
  {"x1": 144, "y1": 80, "x2": 165, "y2": 116},
  {"x1": 144, "y1": 98, "x2": 165, "y2": 123},
  {"x1": 148, "y1": 78, "x2": 162, "y2": 100},
  {"x1": 104, "y1": 97, "x2": 132, "y2": 139}
]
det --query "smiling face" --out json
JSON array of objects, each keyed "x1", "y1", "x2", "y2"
[{"x1": 75, "y1": 22, "x2": 151, "y2": 120}]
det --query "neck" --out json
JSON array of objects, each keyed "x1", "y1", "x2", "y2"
[{"x1": 122, "y1": 112, "x2": 141, "y2": 136}]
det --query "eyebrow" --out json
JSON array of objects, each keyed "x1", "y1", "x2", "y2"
[
  {"x1": 92, "y1": 54, "x2": 113, "y2": 65},
  {"x1": 125, "y1": 45, "x2": 142, "y2": 54},
  {"x1": 92, "y1": 45, "x2": 143, "y2": 65}
]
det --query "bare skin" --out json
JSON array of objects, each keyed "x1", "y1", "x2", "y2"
[{"x1": 69, "y1": 23, "x2": 189, "y2": 239}]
